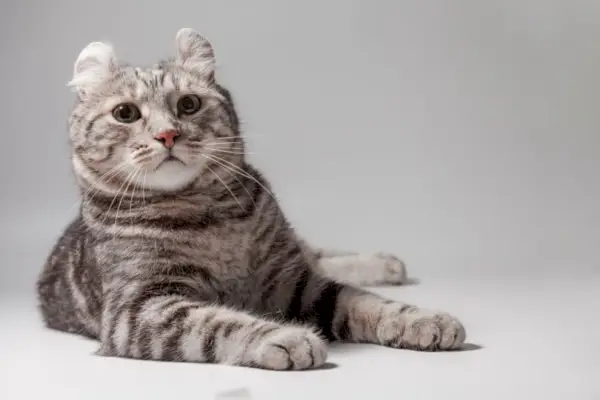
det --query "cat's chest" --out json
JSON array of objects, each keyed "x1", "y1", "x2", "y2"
[
  {"x1": 175, "y1": 221, "x2": 255, "y2": 284},
  {"x1": 188, "y1": 223, "x2": 271, "y2": 306},
  {"x1": 186, "y1": 220, "x2": 252, "y2": 265}
]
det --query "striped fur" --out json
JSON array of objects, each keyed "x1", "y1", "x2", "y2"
[{"x1": 36, "y1": 29, "x2": 466, "y2": 370}]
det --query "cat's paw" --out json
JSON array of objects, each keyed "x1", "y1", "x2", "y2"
[
  {"x1": 377, "y1": 305, "x2": 466, "y2": 351},
  {"x1": 372, "y1": 252, "x2": 407, "y2": 284},
  {"x1": 252, "y1": 326, "x2": 328, "y2": 370}
]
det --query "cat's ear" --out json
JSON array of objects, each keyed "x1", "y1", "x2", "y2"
[
  {"x1": 175, "y1": 28, "x2": 215, "y2": 80},
  {"x1": 67, "y1": 41, "x2": 117, "y2": 96}
]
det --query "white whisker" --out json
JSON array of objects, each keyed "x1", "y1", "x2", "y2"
[
  {"x1": 205, "y1": 148, "x2": 249, "y2": 155},
  {"x1": 142, "y1": 169, "x2": 148, "y2": 205},
  {"x1": 129, "y1": 170, "x2": 141, "y2": 221},
  {"x1": 214, "y1": 159, "x2": 257, "y2": 207},
  {"x1": 192, "y1": 138, "x2": 241, "y2": 144},
  {"x1": 101, "y1": 168, "x2": 139, "y2": 227},
  {"x1": 112, "y1": 168, "x2": 141, "y2": 234},
  {"x1": 202, "y1": 153, "x2": 275, "y2": 200},
  {"x1": 205, "y1": 163, "x2": 244, "y2": 211},
  {"x1": 202, "y1": 141, "x2": 243, "y2": 146},
  {"x1": 69, "y1": 162, "x2": 127, "y2": 213}
]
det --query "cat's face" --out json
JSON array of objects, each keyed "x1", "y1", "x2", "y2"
[{"x1": 68, "y1": 29, "x2": 242, "y2": 193}]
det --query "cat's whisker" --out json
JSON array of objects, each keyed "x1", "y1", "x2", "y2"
[
  {"x1": 142, "y1": 169, "x2": 148, "y2": 205},
  {"x1": 205, "y1": 148, "x2": 250, "y2": 156},
  {"x1": 213, "y1": 146, "x2": 246, "y2": 150},
  {"x1": 201, "y1": 143, "x2": 243, "y2": 150},
  {"x1": 202, "y1": 153, "x2": 275, "y2": 200},
  {"x1": 112, "y1": 168, "x2": 141, "y2": 234},
  {"x1": 204, "y1": 163, "x2": 245, "y2": 211},
  {"x1": 223, "y1": 166, "x2": 257, "y2": 208},
  {"x1": 71, "y1": 162, "x2": 127, "y2": 213},
  {"x1": 101, "y1": 167, "x2": 139, "y2": 227},
  {"x1": 192, "y1": 145, "x2": 248, "y2": 155},
  {"x1": 210, "y1": 135, "x2": 245, "y2": 140},
  {"x1": 217, "y1": 132, "x2": 265, "y2": 139},
  {"x1": 129, "y1": 170, "x2": 142, "y2": 221},
  {"x1": 204, "y1": 154, "x2": 257, "y2": 207},
  {"x1": 193, "y1": 137, "x2": 238, "y2": 143},
  {"x1": 202, "y1": 146, "x2": 243, "y2": 152},
  {"x1": 82, "y1": 168, "x2": 128, "y2": 217},
  {"x1": 191, "y1": 140, "x2": 243, "y2": 147},
  {"x1": 205, "y1": 141, "x2": 242, "y2": 146},
  {"x1": 206, "y1": 142, "x2": 243, "y2": 147}
]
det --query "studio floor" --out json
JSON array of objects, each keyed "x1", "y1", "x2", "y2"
[{"x1": 2, "y1": 274, "x2": 598, "y2": 400}]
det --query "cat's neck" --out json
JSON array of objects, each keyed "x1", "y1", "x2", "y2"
[{"x1": 80, "y1": 161, "x2": 261, "y2": 216}]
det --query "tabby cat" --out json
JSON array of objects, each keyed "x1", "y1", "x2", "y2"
[{"x1": 36, "y1": 29, "x2": 466, "y2": 370}]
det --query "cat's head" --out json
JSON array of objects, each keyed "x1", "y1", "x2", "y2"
[{"x1": 68, "y1": 28, "x2": 242, "y2": 193}]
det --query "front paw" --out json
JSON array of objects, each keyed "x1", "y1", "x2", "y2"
[
  {"x1": 377, "y1": 305, "x2": 466, "y2": 351},
  {"x1": 252, "y1": 326, "x2": 328, "y2": 370}
]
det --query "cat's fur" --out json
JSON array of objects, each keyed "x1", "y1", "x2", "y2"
[{"x1": 36, "y1": 29, "x2": 466, "y2": 370}]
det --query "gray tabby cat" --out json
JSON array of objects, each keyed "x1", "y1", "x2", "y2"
[{"x1": 36, "y1": 29, "x2": 466, "y2": 370}]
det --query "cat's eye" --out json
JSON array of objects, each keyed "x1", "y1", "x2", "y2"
[
  {"x1": 176, "y1": 94, "x2": 202, "y2": 116},
  {"x1": 112, "y1": 103, "x2": 141, "y2": 123}
]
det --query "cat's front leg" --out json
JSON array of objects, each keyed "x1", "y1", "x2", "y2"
[
  {"x1": 98, "y1": 277, "x2": 327, "y2": 370},
  {"x1": 304, "y1": 279, "x2": 466, "y2": 351}
]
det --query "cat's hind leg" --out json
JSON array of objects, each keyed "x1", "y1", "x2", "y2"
[
  {"x1": 36, "y1": 219, "x2": 102, "y2": 339},
  {"x1": 315, "y1": 250, "x2": 407, "y2": 286},
  {"x1": 296, "y1": 237, "x2": 407, "y2": 286}
]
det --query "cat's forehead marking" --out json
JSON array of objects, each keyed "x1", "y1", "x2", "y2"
[
  {"x1": 108, "y1": 63, "x2": 219, "y2": 102},
  {"x1": 151, "y1": 68, "x2": 164, "y2": 85},
  {"x1": 160, "y1": 71, "x2": 176, "y2": 92},
  {"x1": 119, "y1": 65, "x2": 169, "y2": 100}
]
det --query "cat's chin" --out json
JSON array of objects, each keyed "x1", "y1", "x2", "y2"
[{"x1": 136, "y1": 161, "x2": 201, "y2": 192}]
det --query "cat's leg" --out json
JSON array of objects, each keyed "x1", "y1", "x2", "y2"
[
  {"x1": 98, "y1": 278, "x2": 327, "y2": 370},
  {"x1": 316, "y1": 252, "x2": 408, "y2": 286},
  {"x1": 297, "y1": 276, "x2": 466, "y2": 351},
  {"x1": 315, "y1": 248, "x2": 357, "y2": 258},
  {"x1": 36, "y1": 221, "x2": 102, "y2": 339},
  {"x1": 297, "y1": 238, "x2": 407, "y2": 286}
]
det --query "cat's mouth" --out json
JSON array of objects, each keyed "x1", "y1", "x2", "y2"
[{"x1": 155, "y1": 154, "x2": 185, "y2": 170}]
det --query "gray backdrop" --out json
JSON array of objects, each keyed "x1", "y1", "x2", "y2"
[{"x1": 1, "y1": 0, "x2": 599, "y2": 296}]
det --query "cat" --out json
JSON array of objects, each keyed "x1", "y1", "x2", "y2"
[{"x1": 36, "y1": 28, "x2": 466, "y2": 370}]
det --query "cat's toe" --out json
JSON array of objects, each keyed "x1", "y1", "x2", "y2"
[
  {"x1": 253, "y1": 326, "x2": 328, "y2": 370},
  {"x1": 402, "y1": 313, "x2": 443, "y2": 350},
  {"x1": 404, "y1": 311, "x2": 466, "y2": 351},
  {"x1": 377, "y1": 307, "x2": 466, "y2": 351},
  {"x1": 436, "y1": 312, "x2": 466, "y2": 350}
]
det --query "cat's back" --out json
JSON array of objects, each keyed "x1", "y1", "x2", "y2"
[{"x1": 36, "y1": 214, "x2": 102, "y2": 338}]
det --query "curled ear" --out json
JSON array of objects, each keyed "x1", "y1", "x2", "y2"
[
  {"x1": 175, "y1": 28, "x2": 215, "y2": 80},
  {"x1": 67, "y1": 41, "x2": 117, "y2": 96}
]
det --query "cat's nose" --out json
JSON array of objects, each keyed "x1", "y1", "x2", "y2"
[{"x1": 154, "y1": 130, "x2": 180, "y2": 149}]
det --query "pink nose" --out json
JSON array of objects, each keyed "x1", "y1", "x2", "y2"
[{"x1": 154, "y1": 130, "x2": 180, "y2": 149}]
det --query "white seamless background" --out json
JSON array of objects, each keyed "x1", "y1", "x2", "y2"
[{"x1": 1, "y1": 1, "x2": 598, "y2": 399}]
